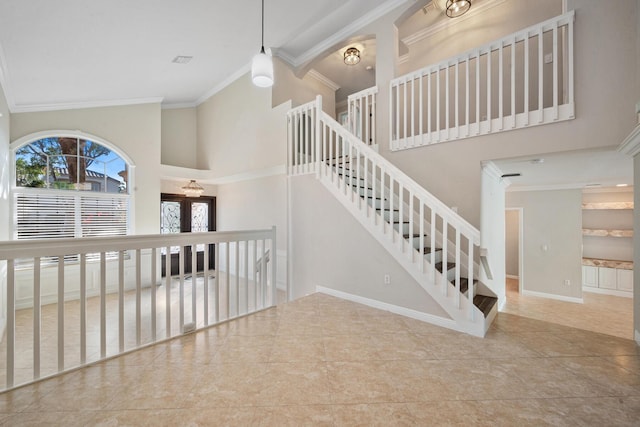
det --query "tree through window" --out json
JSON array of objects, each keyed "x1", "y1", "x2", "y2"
[{"x1": 15, "y1": 137, "x2": 128, "y2": 193}]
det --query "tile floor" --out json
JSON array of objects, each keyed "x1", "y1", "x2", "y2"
[{"x1": 0, "y1": 290, "x2": 638, "y2": 426}]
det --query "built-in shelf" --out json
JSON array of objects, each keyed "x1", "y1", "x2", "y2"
[
  {"x1": 581, "y1": 202, "x2": 634, "y2": 210},
  {"x1": 582, "y1": 257, "x2": 633, "y2": 270},
  {"x1": 582, "y1": 229, "x2": 633, "y2": 238}
]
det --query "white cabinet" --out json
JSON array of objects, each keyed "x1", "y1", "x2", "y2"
[
  {"x1": 617, "y1": 269, "x2": 634, "y2": 292},
  {"x1": 598, "y1": 267, "x2": 617, "y2": 290},
  {"x1": 582, "y1": 264, "x2": 633, "y2": 296},
  {"x1": 582, "y1": 265, "x2": 598, "y2": 288}
]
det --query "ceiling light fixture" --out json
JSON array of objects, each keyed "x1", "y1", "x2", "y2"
[
  {"x1": 251, "y1": 0, "x2": 273, "y2": 88},
  {"x1": 344, "y1": 47, "x2": 361, "y2": 66},
  {"x1": 446, "y1": 0, "x2": 472, "y2": 18},
  {"x1": 182, "y1": 180, "x2": 204, "y2": 197}
]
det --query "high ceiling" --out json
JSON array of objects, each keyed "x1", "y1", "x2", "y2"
[{"x1": 0, "y1": 0, "x2": 402, "y2": 111}]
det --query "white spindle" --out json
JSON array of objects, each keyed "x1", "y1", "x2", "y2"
[
  {"x1": 118, "y1": 250, "x2": 124, "y2": 353},
  {"x1": 445, "y1": 65, "x2": 450, "y2": 139},
  {"x1": 511, "y1": 37, "x2": 516, "y2": 128},
  {"x1": 136, "y1": 249, "x2": 142, "y2": 346},
  {"x1": 455, "y1": 61, "x2": 459, "y2": 133},
  {"x1": 568, "y1": 17, "x2": 574, "y2": 115},
  {"x1": 7, "y1": 259, "x2": 15, "y2": 388},
  {"x1": 244, "y1": 240, "x2": 249, "y2": 315},
  {"x1": 487, "y1": 49, "x2": 492, "y2": 132},
  {"x1": 475, "y1": 52, "x2": 480, "y2": 134},
  {"x1": 538, "y1": 28, "x2": 544, "y2": 122},
  {"x1": 419, "y1": 74, "x2": 424, "y2": 143},
  {"x1": 215, "y1": 242, "x2": 220, "y2": 323},
  {"x1": 411, "y1": 77, "x2": 415, "y2": 145},
  {"x1": 34, "y1": 257, "x2": 41, "y2": 379},
  {"x1": 436, "y1": 69, "x2": 441, "y2": 141},
  {"x1": 203, "y1": 244, "x2": 209, "y2": 325},
  {"x1": 165, "y1": 246, "x2": 171, "y2": 337},
  {"x1": 498, "y1": 43, "x2": 504, "y2": 130},
  {"x1": 419, "y1": 203, "x2": 425, "y2": 272},
  {"x1": 409, "y1": 192, "x2": 414, "y2": 261},
  {"x1": 179, "y1": 247, "x2": 185, "y2": 331},
  {"x1": 430, "y1": 210, "x2": 436, "y2": 283},
  {"x1": 427, "y1": 71, "x2": 432, "y2": 140},
  {"x1": 553, "y1": 25, "x2": 559, "y2": 119},
  {"x1": 192, "y1": 244, "x2": 197, "y2": 324},
  {"x1": 455, "y1": 231, "x2": 461, "y2": 309},
  {"x1": 465, "y1": 56, "x2": 470, "y2": 136},
  {"x1": 271, "y1": 227, "x2": 277, "y2": 306},
  {"x1": 225, "y1": 242, "x2": 230, "y2": 317},
  {"x1": 57, "y1": 256, "x2": 65, "y2": 371},
  {"x1": 235, "y1": 240, "x2": 240, "y2": 317},
  {"x1": 151, "y1": 248, "x2": 157, "y2": 340},
  {"x1": 403, "y1": 78, "x2": 408, "y2": 145},
  {"x1": 80, "y1": 253, "x2": 87, "y2": 363},
  {"x1": 100, "y1": 252, "x2": 106, "y2": 358},
  {"x1": 468, "y1": 240, "x2": 475, "y2": 321},
  {"x1": 442, "y1": 220, "x2": 448, "y2": 296}
]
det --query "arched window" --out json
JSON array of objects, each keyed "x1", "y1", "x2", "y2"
[{"x1": 12, "y1": 133, "x2": 133, "y2": 241}]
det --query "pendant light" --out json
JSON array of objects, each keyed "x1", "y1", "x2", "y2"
[
  {"x1": 182, "y1": 180, "x2": 204, "y2": 197},
  {"x1": 252, "y1": 0, "x2": 274, "y2": 87}
]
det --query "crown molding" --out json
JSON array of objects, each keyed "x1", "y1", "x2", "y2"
[
  {"x1": 401, "y1": 0, "x2": 508, "y2": 46},
  {"x1": 618, "y1": 123, "x2": 640, "y2": 157},
  {"x1": 160, "y1": 164, "x2": 286, "y2": 185},
  {"x1": 11, "y1": 97, "x2": 164, "y2": 114},
  {"x1": 307, "y1": 70, "x2": 340, "y2": 91},
  {"x1": 292, "y1": 0, "x2": 411, "y2": 68},
  {"x1": 161, "y1": 102, "x2": 198, "y2": 110}
]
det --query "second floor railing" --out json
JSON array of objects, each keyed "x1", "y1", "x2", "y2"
[
  {"x1": 390, "y1": 11, "x2": 575, "y2": 151},
  {"x1": 347, "y1": 86, "x2": 378, "y2": 149},
  {"x1": 0, "y1": 227, "x2": 277, "y2": 391}
]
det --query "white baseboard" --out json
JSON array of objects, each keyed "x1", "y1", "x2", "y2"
[
  {"x1": 521, "y1": 289, "x2": 583, "y2": 304},
  {"x1": 506, "y1": 274, "x2": 519, "y2": 280},
  {"x1": 582, "y1": 286, "x2": 633, "y2": 299},
  {"x1": 316, "y1": 286, "x2": 460, "y2": 332}
]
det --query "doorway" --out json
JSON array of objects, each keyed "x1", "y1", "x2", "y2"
[
  {"x1": 160, "y1": 193, "x2": 216, "y2": 277},
  {"x1": 505, "y1": 207, "x2": 523, "y2": 294}
]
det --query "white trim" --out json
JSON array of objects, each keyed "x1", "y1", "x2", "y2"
[
  {"x1": 618, "y1": 124, "x2": 640, "y2": 157},
  {"x1": 11, "y1": 97, "x2": 164, "y2": 114},
  {"x1": 635, "y1": 329, "x2": 640, "y2": 345},
  {"x1": 196, "y1": 62, "x2": 252, "y2": 106},
  {"x1": 161, "y1": 102, "x2": 197, "y2": 110},
  {"x1": 398, "y1": 53, "x2": 410, "y2": 65},
  {"x1": 481, "y1": 160, "x2": 511, "y2": 187},
  {"x1": 209, "y1": 165, "x2": 286, "y2": 185},
  {"x1": 401, "y1": 0, "x2": 509, "y2": 46},
  {"x1": 507, "y1": 182, "x2": 630, "y2": 192},
  {"x1": 292, "y1": 0, "x2": 410, "y2": 67},
  {"x1": 506, "y1": 274, "x2": 519, "y2": 280},
  {"x1": 316, "y1": 285, "x2": 462, "y2": 332},
  {"x1": 582, "y1": 286, "x2": 633, "y2": 299},
  {"x1": 307, "y1": 70, "x2": 340, "y2": 91},
  {"x1": 521, "y1": 289, "x2": 583, "y2": 304}
]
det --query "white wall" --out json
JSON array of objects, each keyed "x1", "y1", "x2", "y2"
[
  {"x1": 480, "y1": 165, "x2": 506, "y2": 303},
  {"x1": 290, "y1": 174, "x2": 450, "y2": 318},
  {"x1": 506, "y1": 189, "x2": 583, "y2": 300},
  {"x1": 10, "y1": 103, "x2": 162, "y2": 235},
  {"x1": 161, "y1": 107, "x2": 197, "y2": 169}
]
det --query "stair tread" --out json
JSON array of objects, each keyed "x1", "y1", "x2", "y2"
[
  {"x1": 403, "y1": 233, "x2": 427, "y2": 239},
  {"x1": 473, "y1": 295, "x2": 498, "y2": 318},
  {"x1": 421, "y1": 247, "x2": 442, "y2": 254},
  {"x1": 435, "y1": 261, "x2": 456, "y2": 272}
]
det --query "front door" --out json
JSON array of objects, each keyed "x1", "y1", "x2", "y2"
[{"x1": 160, "y1": 193, "x2": 216, "y2": 276}]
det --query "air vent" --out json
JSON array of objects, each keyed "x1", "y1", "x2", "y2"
[{"x1": 172, "y1": 55, "x2": 193, "y2": 64}]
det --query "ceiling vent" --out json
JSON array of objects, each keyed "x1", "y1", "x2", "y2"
[{"x1": 172, "y1": 56, "x2": 193, "y2": 64}]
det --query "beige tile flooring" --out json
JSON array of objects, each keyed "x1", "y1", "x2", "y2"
[
  {"x1": 502, "y1": 278, "x2": 634, "y2": 340},
  {"x1": 0, "y1": 289, "x2": 639, "y2": 425}
]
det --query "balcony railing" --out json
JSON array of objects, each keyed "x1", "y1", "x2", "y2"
[
  {"x1": 390, "y1": 11, "x2": 575, "y2": 150},
  {"x1": 0, "y1": 228, "x2": 277, "y2": 391}
]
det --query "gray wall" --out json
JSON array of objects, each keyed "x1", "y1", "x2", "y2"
[
  {"x1": 506, "y1": 189, "x2": 583, "y2": 300},
  {"x1": 505, "y1": 209, "x2": 520, "y2": 277}
]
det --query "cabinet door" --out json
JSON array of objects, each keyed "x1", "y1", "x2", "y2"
[
  {"x1": 582, "y1": 266, "x2": 598, "y2": 287},
  {"x1": 598, "y1": 267, "x2": 617, "y2": 290},
  {"x1": 616, "y1": 269, "x2": 633, "y2": 292}
]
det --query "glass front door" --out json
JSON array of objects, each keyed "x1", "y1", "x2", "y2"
[{"x1": 160, "y1": 194, "x2": 216, "y2": 276}]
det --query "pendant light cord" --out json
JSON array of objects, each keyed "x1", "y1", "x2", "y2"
[{"x1": 261, "y1": 0, "x2": 265, "y2": 51}]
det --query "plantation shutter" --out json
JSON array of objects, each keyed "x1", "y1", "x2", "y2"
[{"x1": 15, "y1": 192, "x2": 129, "y2": 240}]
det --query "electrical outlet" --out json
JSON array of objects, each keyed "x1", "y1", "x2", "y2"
[
  {"x1": 564, "y1": 279, "x2": 571, "y2": 286},
  {"x1": 384, "y1": 274, "x2": 391, "y2": 285}
]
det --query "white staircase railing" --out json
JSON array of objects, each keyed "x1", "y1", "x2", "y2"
[
  {"x1": 0, "y1": 228, "x2": 277, "y2": 391},
  {"x1": 288, "y1": 96, "x2": 491, "y2": 336},
  {"x1": 390, "y1": 11, "x2": 575, "y2": 151},
  {"x1": 348, "y1": 86, "x2": 378, "y2": 149}
]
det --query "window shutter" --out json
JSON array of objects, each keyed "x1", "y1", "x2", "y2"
[
  {"x1": 16, "y1": 193, "x2": 76, "y2": 239},
  {"x1": 81, "y1": 196, "x2": 128, "y2": 237}
]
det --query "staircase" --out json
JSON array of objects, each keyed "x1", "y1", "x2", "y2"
[{"x1": 287, "y1": 96, "x2": 498, "y2": 337}]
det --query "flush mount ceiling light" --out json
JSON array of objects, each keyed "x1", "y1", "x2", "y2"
[
  {"x1": 344, "y1": 47, "x2": 361, "y2": 66},
  {"x1": 446, "y1": 0, "x2": 472, "y2": 18},
  {"x1": 251, "y1": 0, "x2": 274, "y2": 88},
  {"x1": 182, "y1": 180, "x2": 204, "y2": 197}
]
